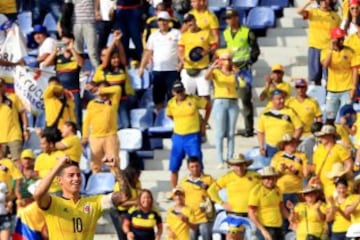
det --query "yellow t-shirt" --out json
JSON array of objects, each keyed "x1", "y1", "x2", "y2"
[
  {"x1": 34, "y1": 151, "x2": 65, "y2": 193},
  {"x1": 306, "y1": 8, "x2": 341, "y2": 49},
  {"x1": 320, "y1": 47, "x2": 358, "y2": 92},
  {"x1": 0, "y1": 93, "x2": 24, "y2": 143},
  {"x1": 44, "y1": 85, "x2": 76, "y2": 129},
  {"x1": 166, "y1": 206, "x2": 195, "y2": 240},
  {"x1": 294, "y1": 202, "x2": 327, "y2": 240},
  {"x1": 257, "y1": 107, "x2": 303, "y2": 146},
  {"x1": 271, "y1": 151, "x2": 308, "y2": 194},
  {"x1": 209, "y1": 171, "x2": 260, "y2": 214},
  {"x1": 0, "y1": 0, "x2": 16, "y2": 14},
  {"x1": 354, "y1": 113, "x2": 360, "y2": 148},
  {"x1": 336, "y1": 124, "x2": 354, "y2": 149},
  {"x1": 60, "y1": 135, "x2": 82, "y2": 162},
  {"x1": 327, "y1": 197, "x2": 351, "y2": 233},
  {"x1": 345, "y1": 194, "x2": 360, "y2": 223},
  {"x1": 189, "y1": 9, "x2": 219, "y2": 31},
  {"x1": 178, "y1": 29, "x2": 216, "y2": 69},
  {"x1": 82, "y1": 86, "x2": 121, "y2": 139},
  {"x1": 344, "y1": 33, "x2": 360, "y2": 74},
  {"x1": 287, "y1": 96, "x2": 322, "y2": 137},
  {"x1": 180, "y1": 174, "x2": 214, "y2": 224},
  {"x1": 211, "y1": 69, "x2": 238, "y2": 99},
  {"x1": 166, "y1": 95, "x2": 207, "y2": 135},
  {"x1": 342, "y1": 0, "x2": 349, "y2": 19},
  {"x1": 248, "y1": 184, "x2": 283, "y2": 227},
  {"x1": 313, "y1": 143, "x2": 351, "y2": 197},
  {"x1": 43, "y1": 195, "x2": 105, "y2": 240},
  {"x1": 0, "y1": 158, "x2": 22, "y2": 192},
  {"x1": 113, "y1": 181, "x2": 141, "y2": 211}
]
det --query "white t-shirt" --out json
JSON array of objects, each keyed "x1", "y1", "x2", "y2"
[
  {"x1": 39, "y1": 37, "x2": 56, "y2": 71},
  {"x1": 341, "y1": 20, "x2": 357, "y2": 36},
  {"x1": 0, "y1": 182, "x2": 7, "y2": 215},
  {"x1": 100, "y1": 0, "x2": 114, "y2": 21},
  {"x1": 146, "y1": 28, "x2": 180, "y2": 71}
]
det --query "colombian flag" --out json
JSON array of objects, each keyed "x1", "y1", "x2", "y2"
[{"x1": 13, "y1": 202, "x2": 45, "y2": 240}]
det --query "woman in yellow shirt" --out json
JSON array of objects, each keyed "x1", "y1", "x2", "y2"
[
  {"x1": 205, "y1": 50, "x2": 239, "y2": 169},
  {"x1": 288, "y1": 185, "x2": 327, "y2": 240},
  {"x1": 345, "y1": 175, "x2": 360, "y2": 223}
]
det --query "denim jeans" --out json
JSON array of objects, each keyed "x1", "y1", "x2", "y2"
[
  {"x1": 118, "y1": 95, "x2": 137, "y2": 129},
  {"x1": 96, "y1": 20, "x2": 113, "y2": 54},
  {"x1": 265, "y1": 144, "x2": 278, "y2": 159},
  {"x1": 238, "y1": 86, "x2": 254, "y2": 133},
  {"x1": 114, "y1": 7, "x2": 143, "y2": 61},
  {"x1": 331, "y1": 232, "x2": 348, "y2": 240},
  {"x1": 212, "y1": 99, "x2": 240, "y2": 163},
  {"x1": 73, "y1": 23, "x2": 99, "y2": 68},
  {"x1": 109, "y1": 209, "x2": 127, "y2": 240},
  {"x1": 190, "y1": 222, "x2": 213, "y2": 240},
  {"x1": 325, "y1": 91, "x2": 351, "y2": 120},
  {"x1": 308, "y1": 47, "x2": 327, "y2": 85}
]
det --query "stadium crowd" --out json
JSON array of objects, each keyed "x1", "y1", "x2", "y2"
[{"x1": 1, "y1": 0, "x2": 360, "y2": 239}]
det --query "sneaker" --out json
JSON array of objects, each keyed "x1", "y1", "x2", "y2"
[{"x1": 237, "y1": 129, "x2": 255, "y2": 137}]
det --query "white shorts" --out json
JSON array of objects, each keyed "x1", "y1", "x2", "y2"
[{"x1": 180, "y1": 69, "x2": 211, "y2": 96}]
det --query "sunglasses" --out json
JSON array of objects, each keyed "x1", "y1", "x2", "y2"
[
  {"x1": 351, "y1": 7, "x2": 359, "y2": 10},
  {"x1": 220, "y1": 58, "x2": 231, "y2": 61},
  {"x1": 295, "y1": 85, "x2": 306, "y2": 89}
]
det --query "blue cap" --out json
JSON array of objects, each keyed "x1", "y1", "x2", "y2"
[
  {"x1": 339, "y1": 104, "x2": 355, "y2": 117},
  {"x1": 32, "y1": 25, "x2": 48, "y2": 35},
  {"x1": 271, "y1": 89, "x2": 285, "y2": 97}
]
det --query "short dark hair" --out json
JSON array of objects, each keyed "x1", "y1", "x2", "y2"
[
  {"x1": 48, "y1": 76, "x2": 60, "y2": 84},
  {"x1": 41, "y1": 130, "x2": 58, "y2": 144},
  {"x1": 64, "y1": 121, "x2": 77, "y2": 134},
  {"x1": 61, "y1": 32, "x2": 75, "y2": 40},
  {"x1": 58, "y1": 161, "x2": 80, "y2": 176},
  {"x1": 187, "y1": 156, "x2": 200, "y2": 165},
  {"x1": 334, "y1": 177, "x2": 348, "y2": 187}
]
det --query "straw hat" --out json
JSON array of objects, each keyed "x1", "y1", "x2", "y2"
[
  {"x1": 226, "y1": 153, "x2": 253, "y2": 166},
  {"x1": 277, "y1": 133, "x2": 297, "y2": 150},
  {"x1": 326, "y1": 162, "x2": 348, "y2": 179},
  {"x1": 258, "y1": 166, "x2": 279, "y2": 178},
  {"x1": 298, "y1": 184, "x2": 322, "y2": 194},
  {"x1": 314, "y1": 124, "x2": 340, "y2": 138},
  {"x1": 172, "y1": 186, "x2": 185, "y2": 196}
]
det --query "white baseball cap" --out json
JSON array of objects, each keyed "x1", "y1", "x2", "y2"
[{"x1": 157, "y1": 11, "x2": 171, "y2": 21}]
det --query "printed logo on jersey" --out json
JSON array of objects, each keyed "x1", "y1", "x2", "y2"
[{"x1": 83, "y1": 203, "x2": 91, "y2": 214}]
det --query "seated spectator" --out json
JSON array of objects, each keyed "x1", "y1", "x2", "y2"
[
  {"x1": 345, "y1": 174, "x2": 360, "y2": 223},
  {"x1": 298, "y1": 0, "x2": 341, "y2": 86},
  {"x1": 55, "y1": 121, "x2": 82, "y2": 163},
  {"x1": 341, "y1": 0, "x2": 360, "y2": 35},
  {"x1": 166, "y1": 187, "x2": 197, "y2": 239},
  {"x1": 31, "y1": 25, "x2": 56, "y2": 71},
  {"x1": 122, "y1": 189, "x2": 163, "y2": 240}
]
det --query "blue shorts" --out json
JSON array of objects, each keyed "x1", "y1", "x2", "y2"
[
  {"x1": 169, "y1": 132, "x2": 203, "y2": 172},
  {"x1": 308, "y1": 47, "x2": 327, "y2": 84}
]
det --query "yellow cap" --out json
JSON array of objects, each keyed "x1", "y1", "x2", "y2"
[
  {"x1": 271, "y1": 64, "x2": 284, "y2": 72},
  {"x1": 21, "y1": 149, "x2": 34, "y2": 159}
]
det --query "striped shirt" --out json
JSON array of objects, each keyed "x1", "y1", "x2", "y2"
[{"x1": 66, "y1": 0, "x2": 96, "y2": 23}]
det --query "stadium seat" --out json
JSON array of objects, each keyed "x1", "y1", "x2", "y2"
[
  {"x1": 246, "y1": 7, "x2": 275, "y2": 30},
  {"x1": 119, "y1": 150, "x2": 129, "y2": 170},
  {"x1": 245, "y1": 147, "x2": 270, "y2": 170},
  {"x1": 130, "y1": 108, "x2": 154, "y2": 130},
  {"x1": 23, "y1": 129, "x2": 41, "y2": 154},
  {"x1": 128, "y1": 67, "x2": 150, "y2": 91},
  {"x1": 232, "y1": 0, "x2": 259, "y2": 9},
  {"x1": 208, "y1": 0, "x2": 231, "y2": 11},
  {"x1": 85, "y1": 172, "x2": 115, "y2": 195},
  {"x1": 148, "y1": 109, "x2": 174, "y2": 138},
  {"x1": 139, "y1": 88, "x2": 154, "y2": 109},
  {"x1": 42, "y1": 13, "x2": 57, "y2": 35},
  {"x1": 17, "y1": 11, "x2": 32, "y2": 36},
  {"x1": 118, "y1": 128, "x2": 143, "y2": 151},
  {"x1": 260, "y1": 0, "x2": 289, "y2": 10}
]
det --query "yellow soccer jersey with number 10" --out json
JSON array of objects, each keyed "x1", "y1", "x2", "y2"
[{"x1": 43, "y1": 195, "x2": 107, "y2": 240}]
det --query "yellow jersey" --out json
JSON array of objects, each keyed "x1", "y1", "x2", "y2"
[
  {"x1": 271, "y1": 151, "x2": 308, "y2": 194},
  {"x1": 178, "y1": 29, "x2": 216, "y2": 69},
  {"x1": 305, "y1": 8, "x2": 341, "y2": 49},
  {"x1": 313, "y1": 143, "x2": 351, "y2": 197},
  {"x1": 344, "y1": 33, "x2": 360, "y2": 74},
  {"x1": 34, "y1": 151, "x2": 65, "y2": 193},
  {"x1": 166, "y1": 206, "x2": 195, "y2": 240},
  {"x1": 42, "y1": 195, "x2": 107, "y2": 240},
  {"x1": 0, "y1": 158, "x2": 22, "y2": 192},
  {"x1": 248, "y1": 184, "x2": 283, "y2": 227},
  {"x1": 345, "y1": 194, "x2": 360, "y2": 223},
  {"x1": 327, "y1": 197, "x2": 351, "y2": 233},
  {"x1": 294, "y1": 202, "x2": 327, "y2": 240},
  {"x1": 166, "y1": 95, "x2": 207, "y2": 135},
  {"x1": 0, "y1": 0, "x2": 16, "y2": 14},
  {"x1": 257, "y1": 107, "x2": 303, "y2": 146},
  {"x1": 60, "y1": 135, "x2": 82, "y2": 162},
  {"x1": 0, "y1": 93, "x2": 24, "y2": 143},
  {"x1": 320, "y1": 47, "x2": 359, "y2": 92},
  {"x1": 82, "y1": 86, "x2": 121, "y2": 139},
  {"x1": 180, "y1": 174, "x2": 215, "y2": 224},
  {"x1": 113, "y1": 181, "x2": 141, "y2": 211},
  {"x1": 189, "y1": 9, "x2": 219, "y2": 31},
  {"x1": 287, "y1": 96, "x2": 322, "y2": 137},
  {"x1": 211, "y1": 69, "x2": 238, "y2": 99}
]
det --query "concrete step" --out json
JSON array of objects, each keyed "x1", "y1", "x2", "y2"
[
  {"x1": 259, "y1": 46, "x2": 307, "y2": 56},
  {"x1": 252, "y1": 64, "x2": 307, "y2": 80},
  {"x1": 267, "y1": 28, "x2": 308, "y2": 37},
  {"x1": 277, "y1": 17, "x2": 308, "y2": 28},
  {"x1": 258, "y1": 36, "x2": 308, "y2": 47}
]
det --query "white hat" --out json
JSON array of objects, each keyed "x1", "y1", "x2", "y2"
[{"x1": 157, "y1": 11, "x2": 171, "y2": 21}]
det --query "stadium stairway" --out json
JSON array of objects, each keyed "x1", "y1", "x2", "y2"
[{"x1": 94, "y1": 7, "x2": 309, "y2": 239}]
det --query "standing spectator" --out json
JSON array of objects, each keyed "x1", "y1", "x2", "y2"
[
  {"x1": 0, "y1": 78, "x2": 29, "y2": 163},
  {"x1": 341, "y1": 0, "x2": 360, "y2": 35},
  {"x1": 222, "y1": 7, "x2": 260, "y2": 138},
  {"x1": 180, "y1": 157, "x2": 214, "y2": 240},
  {"x1": 95, "y1": 0, "x2": 114, "y2": 54},
  {"x1": 139, "y1": 11, "x2": 181, "y2": 111},
  {"x1": 114, "y1": 0, "x2": 144, "y2": 61},
  {"x1": 248, "y1": 166, "x2": 289, "y2": 240},
  {"x1": 55, "y1": 121, "x2": 82, "y2": 163},
  {"x1": 0, "y1": 0, "x2": 17, "y2": 20},
  {"x1": 186, "y1": 0, "x2": 219, "y2": 46},
  {"x1": 178, "y1": 13, "x2": 217, "y2": 101},
  {"x1": 321, "y1": 27, "x2": 358, "y2": 124},
  {"x1": 298, "y1": 0, "x2": 341, "y2": 86},
  {"x1": 259, "y1": 64, "x2": 292, "y2": 107},
  {"x1": 44, "y1": 77, "x2": 76, "y2": 131},
  {"x1": 67, "y1": 0, "x2": 99, "y2": 68},
  {"x1": 166, "y1": 187, "x2": 197, "y2": 240},
  {"x1": 287, "y1": 79, "x2": 322, "y2": 163},
  {"x1": 82, "y1": 82, "x2": 121, "y2": 173},
  {"x1": 166, "y1": 81, "x2": 211, "y2": 190},
  {"x1": 257, "y1": 89, "x2": 303, "y2": 158},
  {"x1": 43, "y1": 33, "x2": 85, "y2": 129},
  {"x1": 312, "y1": 124, "x2": 353, "y2": 197},
  {"x1": 31, "y1": 25, "x2": 56, "y2": 71},
  {"x1": 205, "y1": 51, "x2": 239, "y2": 168},
  {"x1": 122, "y1": 189, "x2": 163, "y2": 240},
  {"x1": 207, "y1": 154, "x2": 260, "y2": 240}
]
